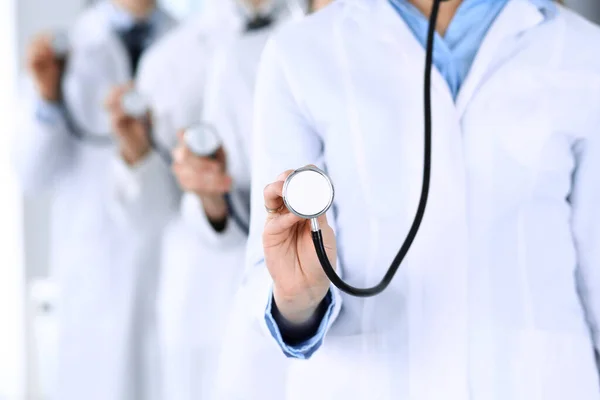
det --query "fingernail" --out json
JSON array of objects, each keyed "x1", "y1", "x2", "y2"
[
  {"x1": 277, "y1": 171, "x2": 289, "y2": 181},
  {"x1": 173, "y1": 149, "x2": 183, "y2": 163}
]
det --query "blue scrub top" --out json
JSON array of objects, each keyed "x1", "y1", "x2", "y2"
[{"x1": 387, "y1": 0, "x2": 557, "y2": 99}]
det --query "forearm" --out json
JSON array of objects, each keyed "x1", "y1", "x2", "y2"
[{"x1": 179, "y1": 191, "x2": 248, "y2": 248}]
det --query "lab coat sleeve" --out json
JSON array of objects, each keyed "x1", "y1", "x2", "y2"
[
  {"x1": 12, "y1": 78, "x2": 76, "y2": 194},
  {"x1": 178, "y1": 47, "x2": 249, "y2": 248},
  {"x1": 105, "y1": 52, "x2": 181, "y2": 233},
  {"x1": 572, "y1": 127, "x2": 600, "y2": 365},
  {"x1": 179, "y1": 192, "x2": 248, "y2": 248},
  {"x1": 264, "y1": 285, "x2": 342, "y2": 359},
  {"x1": 245, "y1": 37, "x2": 344, "y2": 357},
  {"x1": 107, "y1": 150, "x2": 180, "y2": 232}
]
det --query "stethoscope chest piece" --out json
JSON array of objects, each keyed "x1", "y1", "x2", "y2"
[
  {"x1": 121, "y1": 90, "x2": 149, "y2": 119},
  {"x1": 283, "y1": 166, "x2": 334, "y2": 220},
  {"x1": 183, "y1": 124, "x2": 221, "y2": 156}
]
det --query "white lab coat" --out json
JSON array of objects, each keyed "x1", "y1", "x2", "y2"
[
  {"x1": 203, "y1": 29, "x2": 296, "y2": 400},
  {"x1": 248, "y1": 1, "x2": 600, "y2": 399},
  {"x1": 134, "y1": 5, "x2": 244, "y2": 400},
  {"x1": 152, "y1": 13, "x2": 296, "y2": 399},
  {"x1": 11, "y1": 3, "x2": 176, "y2": 400}
]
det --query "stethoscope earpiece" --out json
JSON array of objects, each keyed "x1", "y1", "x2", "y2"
[
  {"x1": 183, "y1": 124, "x2": 221, "y2": 156},
  {"x1": 282, "y1": 166, "x2": 334, "y2": 225}
]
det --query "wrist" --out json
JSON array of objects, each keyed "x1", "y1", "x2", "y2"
[
  {"x1": 39, "y1": 89, "x2": 60, "y2": 103},
  {"x1": 120, "y1": 144, "x2": 151, "y2": 166},
  {"x1": 272, "y1": 286, "x2": 329, "y2": 325}
]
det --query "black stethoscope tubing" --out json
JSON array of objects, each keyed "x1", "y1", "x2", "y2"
[{"x1": 310, "y1": 0, "x2": 445, "y2": 297}]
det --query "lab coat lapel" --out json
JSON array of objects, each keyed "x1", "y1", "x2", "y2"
[
  {"x1": 455, "y1": 0, "x2": 546, "y2": 117},
  {"x1": 82, "y1": 3, "x2": 133, "y2": 82},
  {"x1": 346, "y1": 0, "x2": 453, "y2": 103}
]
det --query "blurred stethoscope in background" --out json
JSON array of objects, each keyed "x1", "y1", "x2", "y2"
[
  {"x1": 51, "y1": 32, "x2": 250, "y2": 234},
  {"x1": 48, "y1": 0, "x2": 308, "y2": 154},
  {"x1": 184, "y1": 125, "x2": 250, "y2": 234},
  {"x1": 50, "y1": 31, "x2": 172, "y2": 163},
  {"x1": 282, "y1": 0, "x2": 448, "y2": 298}
]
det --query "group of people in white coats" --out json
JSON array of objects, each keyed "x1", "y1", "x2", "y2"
[
  {"x1": 13, "y1": 0, "x2": 600, "y2": 399},
  {"x1": 14, "y1": 0, "x2": 333, "y2": 399}
]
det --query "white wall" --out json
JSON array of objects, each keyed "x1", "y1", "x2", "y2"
[{"x1": 0, "y1": 0, "x2": 26, "y2": 397}]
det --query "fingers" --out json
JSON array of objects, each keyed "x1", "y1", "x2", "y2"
[
  {"x1": 262, "y1": 169, "x2": 296, "y2": 212},
  {"x1": 27, "y1": 35, "x2": 56, "y2": 71},
  {"x1": 104, "y1": 83, "x2": 134, "y2": 112},
  {"x1": 277, "y1": 169, "x2": 295, "y2": 182},
  {"x1": 172, "y1": 163, "x2": 232, "y2": 194},
  {"x1": 263, "y1": 167, "x2": 330, "y2": 232},
  {"x1": 176, "y1": 130, "x2": 185, "y2": 143},
  {"x1": 171, "y1": 145, "x2": 230, "y2": 195},
  {"x1": 263, "y1": 179, "x2": 304, "y2": 232},
  {"x1": 263, "y1": 180, "x2": 285, "y2": 213},
  {"x1": 173, "y1": 152, "x2": 223, "y2": 175}
]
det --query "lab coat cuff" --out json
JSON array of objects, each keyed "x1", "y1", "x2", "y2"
[
  {"x1": 264, "y1": 285, "x2": 342, "y2": 360},
  {"x1": 180, "y1": 193, "x2": 247, "y2": 248},
  {"x1": 34, "y1": 98, "x2": 65, "y2": 126}
]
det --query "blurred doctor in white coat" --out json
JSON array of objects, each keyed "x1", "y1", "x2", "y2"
[
  {"x1": 158, "y1": 2, "x2": 307, "y2": 399},
  {"x1": 11, "y1": 1, "x2": 176, "y2": 399},
  {"x1": 249, "y1": 0, "x2": 600, "y2": 399},
  {"x1": 207, "y1": 4, "x2": 334, "y2": 399},
  {"x1": 107, "y1": 0, "x2": 301, "y2": 399},
  {"x1": 109, "y1": 2, "x2": 241, "y2": 400}
]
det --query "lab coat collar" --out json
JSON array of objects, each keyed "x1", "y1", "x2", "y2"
[
  {"x1": 235, "y1": 0, "x2": 305, "y2": 20},
  {"x1": 343, "y1": 0, "x2": 552, "y2": 40},
  {"x1": 455, "y1": 0, "x2": 550, "y2": 115},
  {"x1": 104, "y1": 1, "x2": 164, "y2": 30},
  {"x1": 342, "y1": 0, "x2": 551, "y2": 112},
  {"x1": 528, "y1": 0, "x2": 558, "y2": 19}
]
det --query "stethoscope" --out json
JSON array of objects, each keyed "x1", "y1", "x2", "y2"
[
  {"x1": 183, "y1": 124, "x2": 250, "y2": 234},
  {"x1": 51, "y1": 32, "x2": 250, "y2": 235},
  {"x1": 281, "y1": 0, "x2": 447, "y2": 298},
  {"x1": 50, "y1": 31, "x2": 172, "y2": 163}
]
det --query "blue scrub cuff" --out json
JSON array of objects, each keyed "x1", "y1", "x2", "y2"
[
  {"x1": 34, "y1": 98, "x2": 65, "y2": 125},
  {"x1": 264, "y1": 288, "x2": 336, "y2": 360}
]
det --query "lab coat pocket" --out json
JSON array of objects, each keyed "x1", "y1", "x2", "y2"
[
  {"x1": 490, "y1": 71, "x2": 553, "y2": 172},
  {"x1": 475, "y1": 69, "x2": 555, "y2": 207},
  {"x1": 512, "y1": 330, "x2": 599, "y2": 400},
  {"x1": 285, "y1": 334, "x2": 408, "y2": 400}
]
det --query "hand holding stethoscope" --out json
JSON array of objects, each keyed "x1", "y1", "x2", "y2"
[
  {"x1": 263, "y1": 0, "x2": 446, "y2": 303},
  {"x1": 43, "y1": 30, "x2": 170, "y2": 157},
  {"x1": 105, "y1": 88, "x2": 249, "y2": 233},
  {"x1": 105, "y1": 84, "x2": 155, "y2": 165},
  {"x1": 263, "y1": 167, "x2": 338, "y2": 322},
  {"x1": 172, "y1": 126, "x2": 250, "y2": 234},
  {"x1": 172, "y1": 129, "x2": 232, "y2": 227},
  {"x1": 27, "y1": 32, "x2": 65, "y2": 104}
]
